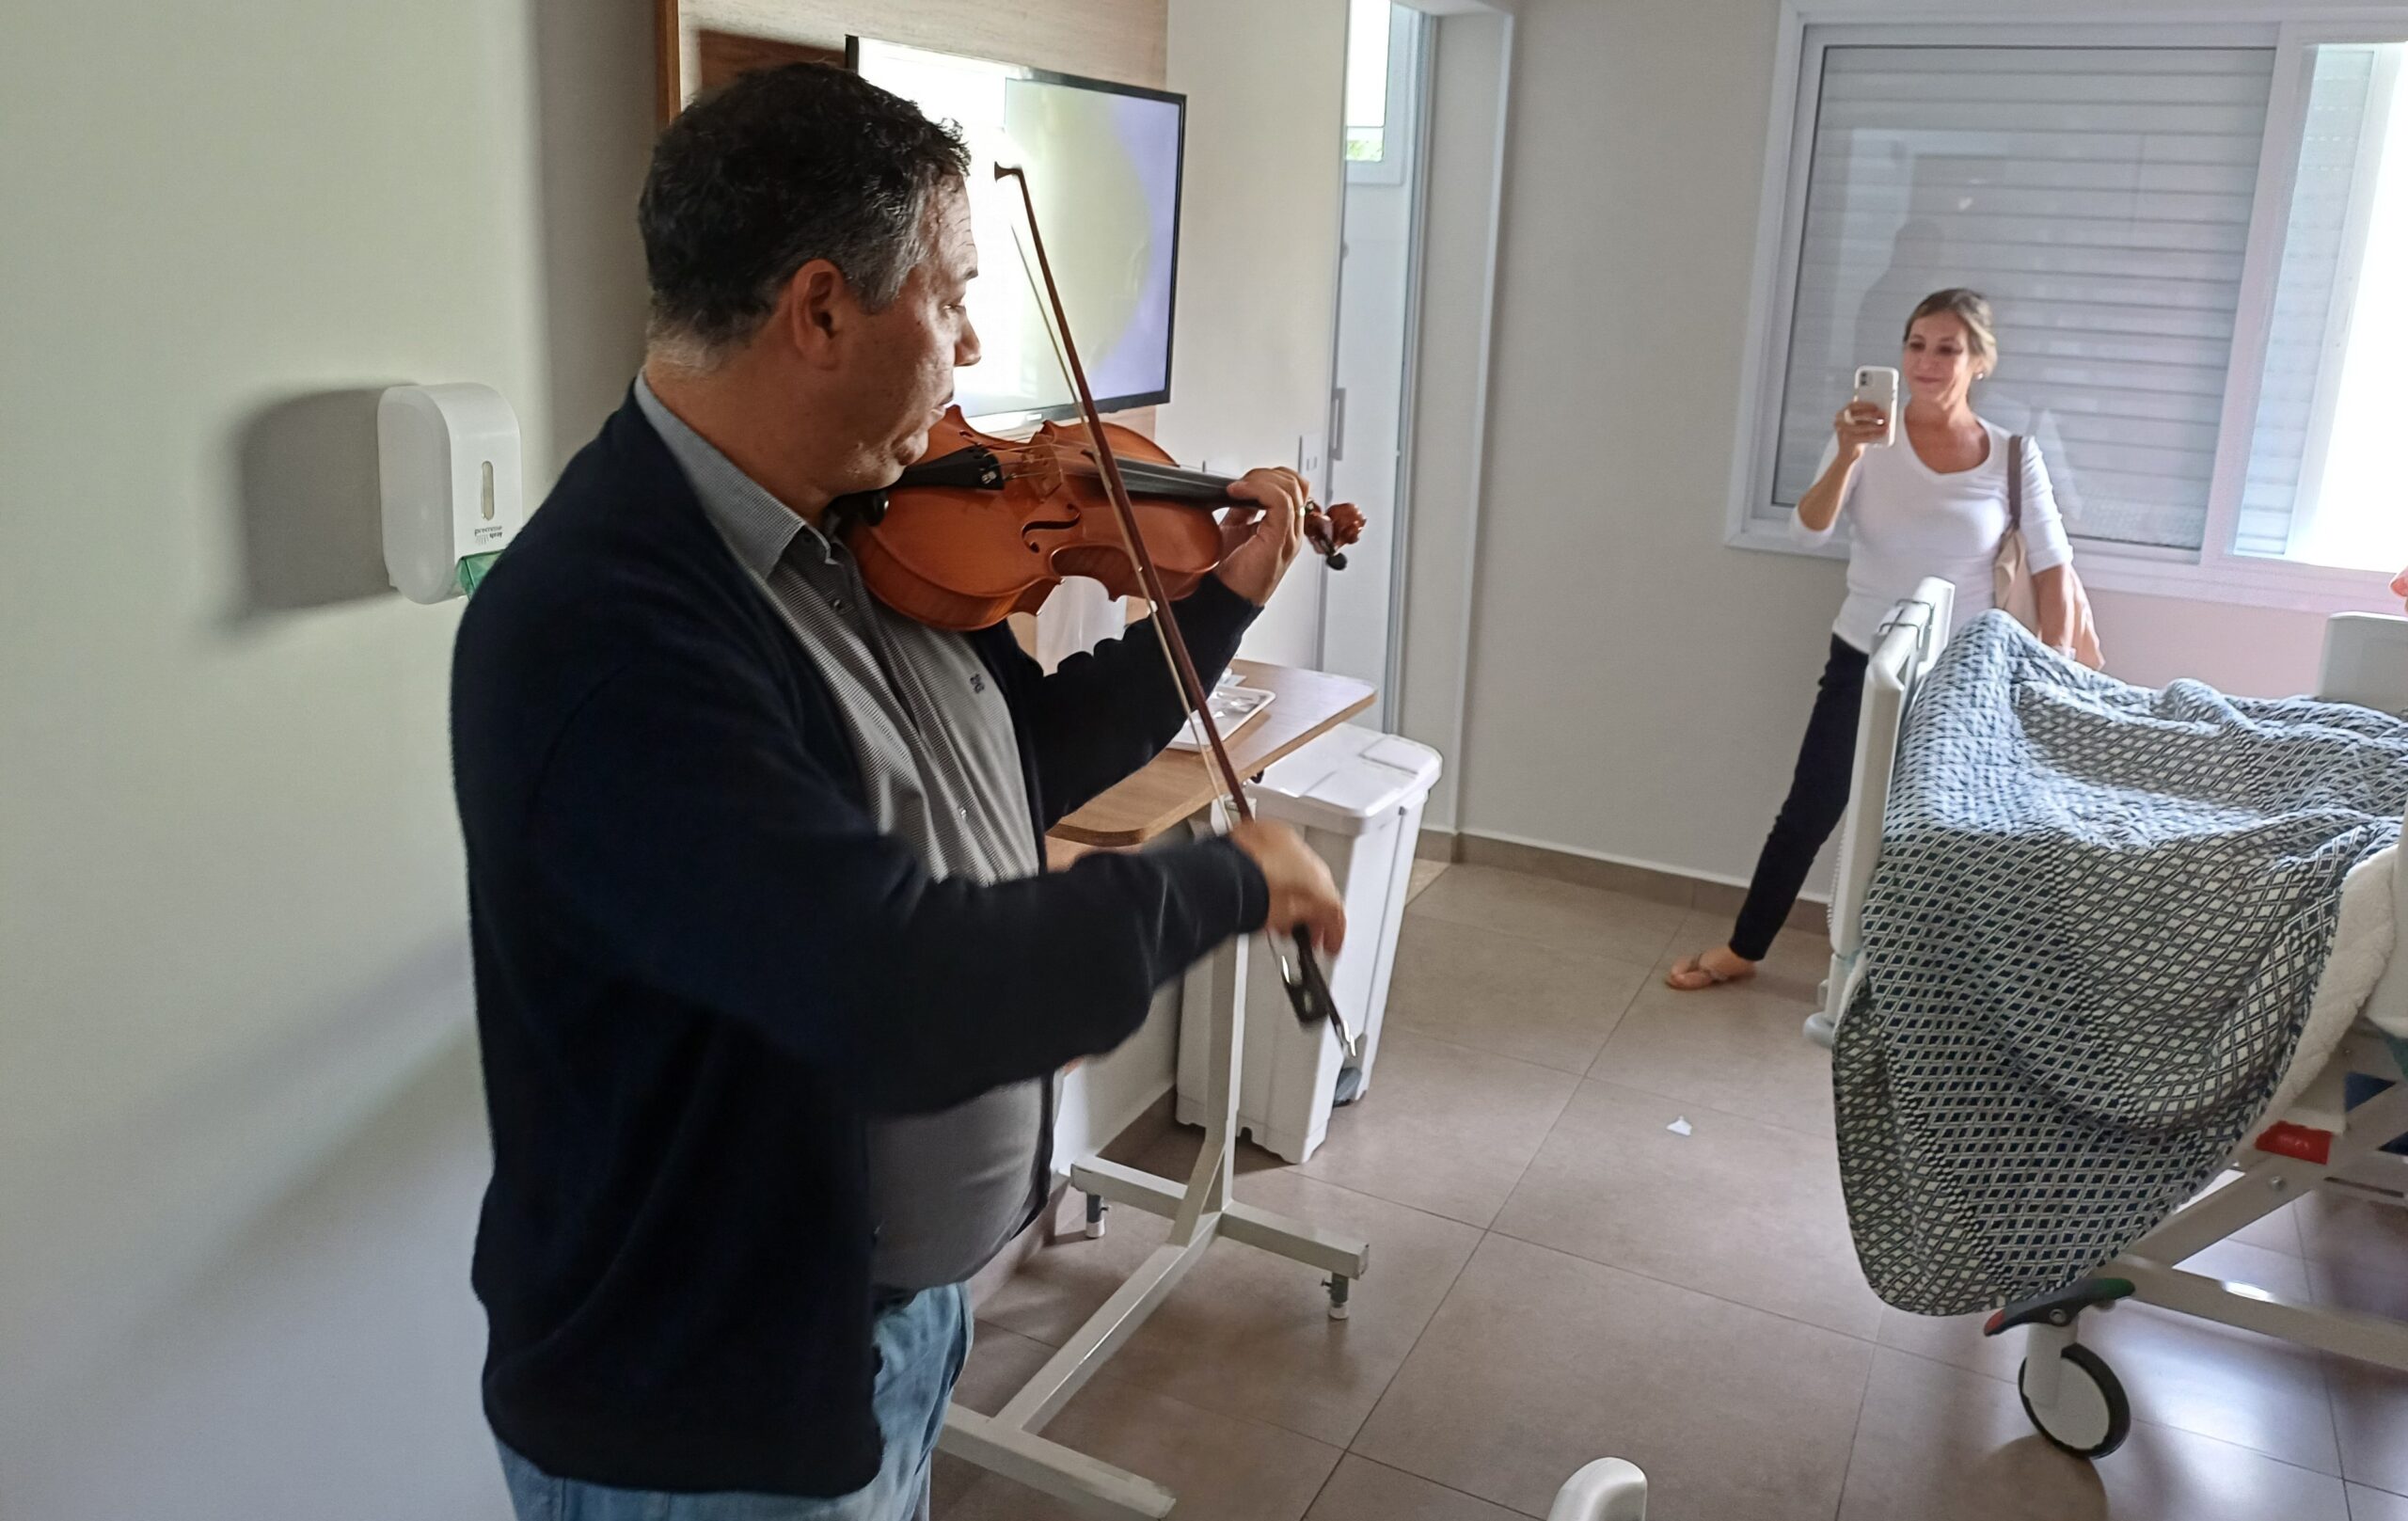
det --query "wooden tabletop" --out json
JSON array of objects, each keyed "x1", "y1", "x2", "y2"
[{"x1": 1048, "y1": 661, "x2": 1377, "y2": 848}]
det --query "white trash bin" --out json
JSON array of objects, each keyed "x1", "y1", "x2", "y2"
[{"x1": 1177, "y1": 725, "x2": 1443, "y2": 1162}]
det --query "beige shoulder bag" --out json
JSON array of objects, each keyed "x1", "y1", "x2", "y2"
[{"x1": 1993, "y1": 434, "x2": 2105, "y2": 669}]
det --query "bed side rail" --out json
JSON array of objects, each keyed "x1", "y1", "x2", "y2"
[{"x1": 1828, "y1": 577, "x2": 1956, "y2": 961}]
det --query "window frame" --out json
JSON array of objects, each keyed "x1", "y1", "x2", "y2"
[{"x1": 1724, "y1": 4, "x2": 2408, "y2": 615}]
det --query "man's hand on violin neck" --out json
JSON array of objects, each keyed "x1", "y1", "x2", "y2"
[{"x1": 1212, "y1": 467, "x2": 1310, "y2": 607}]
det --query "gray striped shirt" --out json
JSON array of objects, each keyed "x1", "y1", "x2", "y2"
[{"x1": 636, "y1": 377, "x2": 1048, "y2": 1291}]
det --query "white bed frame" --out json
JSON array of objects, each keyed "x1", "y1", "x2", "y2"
[{"x1": 1805, "y1": 579, "x2": 2408, "y2": 1456}]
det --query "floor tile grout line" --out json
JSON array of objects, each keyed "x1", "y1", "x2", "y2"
[
  {"x1": 1383, "y1": 1022, "x2": 1617, "y2": 1084},
  {"x1": 2318, "y1": 1289, "x2": 2353, "y2": 1499},
  {"x1": 1403, "y1": 901, "x2": 1680, "y2": 979},
  {"x1": 2311, "y1": 1260, "x2": 2408, "y2": 1510},
  {"x1": 1323, "y1": 1088, "x2": 1586, "y2": 1485},
  {"x1": 943, "y1": 1358, "x2": 1352, "y2": 1511},
  {"x1": 1828, "y1": 1328, "x2": 1881, "y2": 1521},
  {"x1": 1296, "y1": 1448, "x2": 1348, "y2": 1520},
  {"x1": 1339, "y1": 1450, "x2": 1556, "y2": 1520},
  {"x1": 1052, "y1": 1360, "x2": 1350, "y2": 1477},
  {"x1": 1335, "y1": 1221, "x2": 1492, "y2": 1459},
  {"x1": 1479, "y1": 1217, "x2": 1887, "y2": 1350},
  {"x1": 1382, "y1": 1015, "x2": 1621, "y2": 1082},
  {"x1": 1403, "y1": 918, "x2": 1673, "y2": 984},
  {"x1": 1410, "y1": 865, "x2": 1696, "y2": 925}
]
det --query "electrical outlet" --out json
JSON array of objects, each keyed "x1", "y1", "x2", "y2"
[{"x1": 1296, "y1": 432, "x2": 1327, "y2": 493}]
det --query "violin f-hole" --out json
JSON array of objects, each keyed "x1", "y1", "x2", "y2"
[{"x1": 1018, "y1": 515, "x2": 1084, "y2": 554}]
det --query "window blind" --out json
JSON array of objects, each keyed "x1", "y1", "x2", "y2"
[{"x1": 1766, "y1": 44, "x2": 2276, "y2": 552}]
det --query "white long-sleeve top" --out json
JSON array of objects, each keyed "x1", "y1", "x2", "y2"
[{"x1": 1792, "y1": 419, "x2": 2073, "y2": 652}]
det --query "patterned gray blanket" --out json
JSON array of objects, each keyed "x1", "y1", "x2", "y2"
[{"x1": 1834, "y1": 612, "x2": 2408, "y2": 1316}]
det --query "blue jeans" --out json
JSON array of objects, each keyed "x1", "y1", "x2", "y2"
[{"x1": 498, "y1": 1284, "x2": 972, "y2": 1521}]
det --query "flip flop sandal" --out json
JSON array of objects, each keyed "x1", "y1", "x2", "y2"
[{"x1": 1667, "y1": 952, "x2": 1756, "y2": 991}]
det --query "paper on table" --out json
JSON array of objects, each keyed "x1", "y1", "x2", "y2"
[{"x1": 1165, "y1": 686, "x2": 1275, "y2": 751}]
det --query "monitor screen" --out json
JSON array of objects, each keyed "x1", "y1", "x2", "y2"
[{"x1": 848, "y1": 36, "x2": 1184, "y2": 421}]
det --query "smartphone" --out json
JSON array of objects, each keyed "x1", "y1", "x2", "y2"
[{"x1": 1853, "y1": 366, "x2": 1899, "y2": 449}]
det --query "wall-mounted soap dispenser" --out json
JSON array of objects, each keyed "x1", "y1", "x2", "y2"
[{"x1": 377, "y1": 383, "x2": 523, "y2": 603}]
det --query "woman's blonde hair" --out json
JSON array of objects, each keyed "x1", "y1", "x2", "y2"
[{"x1": 1903, "y1": 288, "x2": 1998, "y2": 368}]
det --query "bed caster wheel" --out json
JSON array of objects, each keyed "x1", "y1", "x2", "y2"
[
  {"x1": 1084, "y1": 1194, "x2": 1107, "y2": 1240},
  {"x1": 1802, "y1": 1011, "x2": 1838, "y2": 1049},
  {"x1": 2019, "y1": 1344, "x2": 2130, "y2": 1459},
  {"x1": 1325, "y1": 1275, "x2": 1352, "y2": 1321}
]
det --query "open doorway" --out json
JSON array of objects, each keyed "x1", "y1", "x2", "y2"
[{"x1": 1320, "y1": 0, "x2": 1432, "y2": 731}]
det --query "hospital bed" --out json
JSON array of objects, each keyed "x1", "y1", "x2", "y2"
[{"x1": 1806, "y1": 578, "x2": 2408, "y2": 1458}]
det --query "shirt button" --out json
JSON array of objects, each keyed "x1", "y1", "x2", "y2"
[
  {"x1": 829, "y1": 596, "x2": 847, "y2": 612},
  {"x1": 956, "y1": 806, "x2": 969, "y2": 821}
]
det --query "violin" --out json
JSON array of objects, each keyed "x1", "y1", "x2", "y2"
[
  {"x1": 832, "y1": 405, "x2": 1364, "y2": 633},
  {"x1": 836, "y1": 162, "x2": 1360, "y2": 1041}
]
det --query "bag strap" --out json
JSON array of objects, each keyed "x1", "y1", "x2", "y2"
[{"x1": 2007, "y1": 435, "x2": 2025, "y2": 532}]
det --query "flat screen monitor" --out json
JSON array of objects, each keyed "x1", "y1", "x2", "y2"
[{"x1": 848, "y1": 35, "x2": 1184, "y2": 422}]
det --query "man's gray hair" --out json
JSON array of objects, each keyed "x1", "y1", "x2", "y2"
[{"x1": 638, "y1": 63, "x2": 970, "y2": 367}]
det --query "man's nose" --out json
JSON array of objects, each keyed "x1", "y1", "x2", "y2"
[{"x1": 957, "y1": 318, "x2": 982, "y2": 369}]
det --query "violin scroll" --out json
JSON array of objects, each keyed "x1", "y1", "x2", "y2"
[{"x1": 1306, "y1": 501, "x2": 1365, "y2": 572}]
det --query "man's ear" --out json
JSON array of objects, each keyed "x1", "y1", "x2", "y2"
[{"x1": 776, "y1": 259, "x2": 850, "y2": 369}]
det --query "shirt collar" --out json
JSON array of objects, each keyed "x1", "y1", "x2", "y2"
[{"x1": 633, "y1": 372, "x2": 837, "y2": 575}]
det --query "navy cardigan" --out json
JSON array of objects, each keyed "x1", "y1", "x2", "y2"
[{"x1": 451, "y1": 392, "x2": 1266, "y2": 1496}]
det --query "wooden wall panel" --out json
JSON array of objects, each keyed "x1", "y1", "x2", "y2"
[
  {"x1": 662, "y1": 0, "x2": 1167, "y2": 119},
  {"x1": 696, "y1": 29, "x2": 846, "y2": 94}
]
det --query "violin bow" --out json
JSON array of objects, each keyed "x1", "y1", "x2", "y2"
[{"x1": 995, "y1": 163, "x2": 1350, "y2": 1047}]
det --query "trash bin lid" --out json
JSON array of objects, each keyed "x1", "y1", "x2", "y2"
[{"x1": 1246, "y1": 724, "x2": 1443, "y2": 834}]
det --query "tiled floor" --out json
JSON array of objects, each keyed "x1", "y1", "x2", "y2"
[{"x1": 939, "y1": 862, "x2": 2408, "y2": 1519}]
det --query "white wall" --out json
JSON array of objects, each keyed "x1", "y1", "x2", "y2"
[
  {"x1": 1160, "y1": 0, "x2": 1350, "y2": 668},
  {"x1": 0, "y1": 2, "x2": 651, "y2": 1515},
  {"x1": 1448, "y1": 0, "x2": 2337, "y2": 885}
]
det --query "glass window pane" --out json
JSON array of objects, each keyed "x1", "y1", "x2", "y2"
[
  {"x1": 1345, "y1": 0, "x2": 1391, "y2": 162},
  {"x1": 2240, "y1": 43, "x2": 2408, "y2": 571}
]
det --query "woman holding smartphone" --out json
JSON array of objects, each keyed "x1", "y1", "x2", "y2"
[{"x1": 1669, "y1": 288, "x2": 2080, "y2": 991}]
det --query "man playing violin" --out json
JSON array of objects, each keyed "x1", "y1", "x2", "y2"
[{"x1": 451, "y1": 62, "x2": 1346, "y2": 1521}]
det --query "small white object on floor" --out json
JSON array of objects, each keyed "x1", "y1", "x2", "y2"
[
  {"x1": 1550, "y1": 1457, "x2": 1648, "y2": 1520},
  {"x1": 1666, "y1": 1117, "x2": 1693, "y2": 1137}
]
